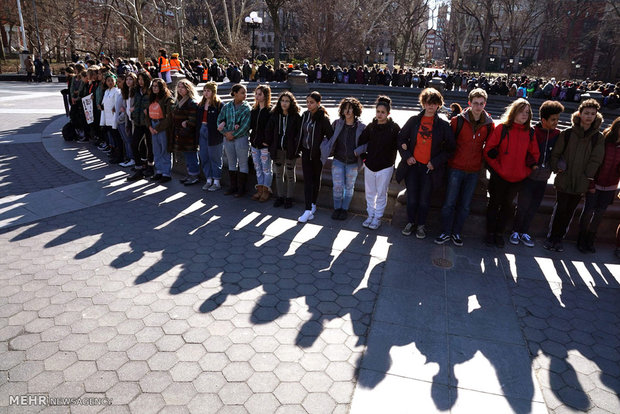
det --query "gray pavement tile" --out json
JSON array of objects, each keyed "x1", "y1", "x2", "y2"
[
  {"x1": 351, "y1": 369, "x2": 451, "y2": 413},
  {"x1": 449, "y1": 387, "x2": 549, "y2": 414},
  {"x1": 373, "y1": 286, "x2": 447, "y2": 332}
]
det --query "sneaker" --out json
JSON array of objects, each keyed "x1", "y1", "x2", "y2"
[
  {"x1": 520, "y1": 233, "x2": 535, "y2": 248},
  {"x1": 402, "y1": 222, "x2": 414, "y2": 236},
  {"x1": 451, "y1": 234, "x2": 463, "y2": 247},
  {"x1": 298, "y1": 210, "x2": 314, "y2": 223},
  {"x1": 509, "y1": 232, "x2": 520, "y2": 245},
  {"x1": 183, "y1": 176, "x2": 199, "y2": 186},
  {"x1": 150, "y1": 173, "x2": 163, "y2": 181},
  {"x1": 311, "y1": 204, "x2": 317, "y2": 215},
  {"x1": 202, "y1": 182, "x2": 212, "y2": 191},
  {"x1": 495, "y1": 234, "x2": 505, "y2": 248},
  {"x1": 338, "y1": 210, "x2": 348, "y2": 220},
  {"x1": 179, "y1": 176, "x2": 189, "y2": 184},
  {"x1": 553, "y1": 241, "x2": 564, "y2": 252},
  {"x1": 362, "y1": 217, "x2": 373, "y2": 228},
  {"x1": 284, "y1": 198, "x2": 293, "y2": 209},
  {"x1": 416, "y1": 225, "x2": 426, "y2": 239},
  {"x1": 208, "y1": 183, "x2": 221, "y2": 192},
  {"x1": 119, "y1": 159, "x2": 135, "y2": 168},
  {"x1": 369, "y1": 218, "x2": 381, "y2": 230},
  {"x1": 332, "y1": 209, "x2": 342, "y2": 220},
  {"x1": 543, "y1": 239, "x2": 554, "y2": 250},
  {"x1": 126, "y1": 170, "x2": 144, "y2": 182},
  {"x1": 76, "y1": 136, "x2": 88, "y2": 143},
  {"x1": 434, "y1": 233, "x2": 451, "y2": 245}
]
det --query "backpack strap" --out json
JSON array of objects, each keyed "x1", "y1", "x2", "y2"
[{"x1": 454, "y1": 114, "x2": 465, "y2": 138}]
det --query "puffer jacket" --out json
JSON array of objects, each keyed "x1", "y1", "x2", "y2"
[
  {"x1": 131, "y1": 88, "x2": 151, "y2": 127},
  {"x1": 551, "y1": 111, "x2": 605, "y2": 195},
  {"x1": 593, "y1": 140, "x2": 620, "y2": 190},
  {"x1": 484, "y1": 123, "x2": 540, "y2": 183}
]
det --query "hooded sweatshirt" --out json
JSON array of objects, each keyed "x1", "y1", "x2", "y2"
[
  {"x1": 529, "y1": 122, "x2": 561, "y2": 182},
  {"x1": 448, "y1": 108, "x2": 495, "y2": 172},
  {"x1": 550, "y1": 111, "x2": 605, "y2": 195}
]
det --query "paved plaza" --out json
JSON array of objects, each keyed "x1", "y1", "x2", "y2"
[{"x1": 0, "y1": 82, "x2": 618, "y2": 413}]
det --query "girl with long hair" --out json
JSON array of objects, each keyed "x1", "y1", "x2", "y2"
[
  {"x1": 197, "y1": 82, "x2": 224, "y2": 191},
  {"x1": 172, "y1": 79, "x2": 199, "y2": 185},
  {"x1": 484, "y1": 98, "x2": 540, "y2": 247},
  {"x1": 249, "y1": 85, "x2": 274, "y2": 202},
  {"x1": 320, "y1": 97, "x2": 366, "y2": 220},
  {"x1": 217, "y1": 84, "x2": 252, "y2": 197},
  {"x1": 146, "y1": 78, "x2": 175, "y2": 183},
  {"x1": 296, "y1": 91, "x2": 334, "y2": 222},
  {"x1": 266, "y1": 91, "x2": 301, "y2": 208},
  {"x1": 127, "y1": 71, "x2": 154, "y2": 181},
  {"x1": 118, "y1": 73, "x2": 136, "y2": 167}
]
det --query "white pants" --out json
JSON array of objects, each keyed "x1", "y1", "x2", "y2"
[{"x1": 364, "y1": 165, "x2": 393, "y2": 219}]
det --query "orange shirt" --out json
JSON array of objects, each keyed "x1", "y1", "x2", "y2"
[
  {"x1": 413, "y1": 115, "x2": 434, "y2": 164},
  {"x1": 149, "y1": 101, "x2": 164, "y2": 120}
]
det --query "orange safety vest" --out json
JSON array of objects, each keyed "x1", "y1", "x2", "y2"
[
  {"x1": 202, "y1": 68, "x2": 209, "y2": 81},
  {"x1": 170, "y1": 58, "x2": 181, "y2": 71},
  {"x1": 159, "y1": 57, "x2": 170, "y2": 72}
]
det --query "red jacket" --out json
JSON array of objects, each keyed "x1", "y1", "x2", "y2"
[
  {"x1": 448, "y1": 109, "x2": 495, "y2": 172},
  {"x1": 594, "y1": 141, "x2": 620, "y2": 188},
  {"x1": 484, "y1": 123, "x2": 540, "y2": 183}
]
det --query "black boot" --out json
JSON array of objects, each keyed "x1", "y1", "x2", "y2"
[
  {"x1": 585, "y1": 231, "x2": 596, "y2": 253},
  {"x1": 224, "y1": 171, "x2": 238, "y2": 195},
  {"x1": 126, "y1": 169, "x2": 144, "y2": 182},
  {"x1": 273, "y1": 197, "x2": 285, "y2": 207},
  {"x1": 577, "y1": 231, "x2": 588, "y2": 253},
  {"x1": 284, "y1": 198, "x2": 293, "y2": 209},
  {"x1": 235, "y1": 172, "x2": 248, "y2": 198}
]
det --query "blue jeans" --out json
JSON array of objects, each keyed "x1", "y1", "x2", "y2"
[
  {"x1": 183, "y1": 151, "x2": 200, "y2": 176},
  {"x1": 405, "y1": 163, "x2": 433, "y2": 225},
  {"x1": 251, "y1": 146, "x2": 273, "y2": 187},
  {"x1": 199, "y1": 124, "x2": 223, "y2": 179},
  {"x1": 151, "y1": 120, "x2": 171, "y2": 176},
  {"x1": 441, "y1": 168, "x2": 479, "y2": 235},
  {"x1": 118, "y1": 121, "x2": 133, "y2": 160},
  {"x1": 223, "y1": 136, "x2": 249, "y2": 173},
  {"x1": 332, "y1": 159, "x2": 358, "y2": 210},
  {"x1": 513, "y1": 178, "x2": 547, "y2": 234}
]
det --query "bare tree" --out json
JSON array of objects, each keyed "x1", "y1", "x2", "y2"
[
  {"x1": 392, "y1": 0, "x2": 429, "y2": 67},
  {"x1": 204, "y1": 0, "x2": 254, "y2": 61},
  {"x1": 264, "y1": 0, "x2": 289, "y2": 67},
  {"x1": 494, "y1": 0, "x2": 547, "y2": 64},
  {"x1": 452, "y1": 0, "x2": 500, "y2": 71}
]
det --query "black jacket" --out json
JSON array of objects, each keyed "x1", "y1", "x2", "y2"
[
  {"x1": 266, "y1": 111, "x2": 302, "y2": 159},
  {"x1": 295, "y1": 109, "x2": 334, "y2": 161},
  {"x1": 249, "y1": 106, "x2": 272, "y2": 149},
  {"x1": 396, "y1": 111, "x2": 455, "y2": 183},
  {"x1": 195, "y1": 102, "x2": 224, "y2": 146}
]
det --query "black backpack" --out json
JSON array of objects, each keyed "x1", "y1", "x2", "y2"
[{"x1": 62, "y1": 122, "x2": 78, "y2": 141}]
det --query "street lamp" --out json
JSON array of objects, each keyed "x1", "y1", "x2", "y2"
[
  {"x1": 244, "y1": 11, "x2": 263, "y2": 63},
  {"x1": 365, "y1": 47, "x2": 370, "y2": 65},
  {"x1": 192, "y1": 36, "x2": 198, "y2": 59},
  {"x1": 378, "y1": 50, "x2": 384, "y2": 63}
]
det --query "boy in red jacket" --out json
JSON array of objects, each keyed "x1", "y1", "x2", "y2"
[{"x1": 435, "y1": 88, "x2": 494, "y2": 246}]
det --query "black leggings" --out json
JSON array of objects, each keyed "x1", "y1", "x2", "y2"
[
  {"x1": 301, "y1": 148, "x2": 323, "y2": 210},
  {"x1": 132, "y1": 125, "x2": 153, "y2": 167},
  {"x1": 486, "y1": 171, "x2": 522, "y2": 234}
]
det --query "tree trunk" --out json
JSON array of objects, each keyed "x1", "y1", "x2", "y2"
[
  {"x1": 399, "y1": 30, "x2": 412, "y2": 68},
  {"x1": 272, "y1": 10, "x2": 281, "y2": 67}
]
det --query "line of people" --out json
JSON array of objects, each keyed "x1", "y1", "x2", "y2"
[{"x1": 63, "y1": 63, "x2": 620, "y2": 256}]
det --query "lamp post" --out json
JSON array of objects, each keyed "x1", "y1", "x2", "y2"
[
  {"x1": 378, "y1": 50, "x2": 383, "y2": 64},
  {"x1": 245, "y1": 12, "x2": 263, "y2": 64},
  {"x1": 445, "y1": 56, "x2": 449, "y2": 69},
  {"x1": 365, "y1": 47, "x2": 370, "y2": 65},
  {"x1": 192, "y1": 36, "x2": 198, "y2": 59}
]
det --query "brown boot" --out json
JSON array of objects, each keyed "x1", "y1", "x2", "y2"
[
  {"x1": 259, "y1": 186, "x2": 271, "y2": 202},
  {"x1": 252, "y1": 185, "x2": 263, "y2": 200}
]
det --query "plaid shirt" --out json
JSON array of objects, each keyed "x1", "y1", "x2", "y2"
[{"x1": 217, "y1": 100, "x2": 252, "y2": 139}]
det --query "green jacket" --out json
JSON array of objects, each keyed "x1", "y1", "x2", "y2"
[
  {"x1": 131, "y1": 89, "x2": 151, "y2": 127},
  {"x1": 551, "y1": 111, "x2": 605, "y2": 195}
]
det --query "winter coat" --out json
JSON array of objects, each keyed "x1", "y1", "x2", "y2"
[
  {"x1": 131, "y1": 89, "x2": 151, "y2": 127},
  {"x1": 356, "y1": 118, "x2": 401, "y2": 172},
  {"x1": 265, "y1": 111, "x2": 302, "y2": 160},
  {"x1": 249, "y1": 106, "x2": 272, "y2": 149},
  {"x1": 195, "y1": 102, "x2": 224, "y2": 146},
  {"x1": 396, "y1": 111, "x2": 456, "y2": 183},
  {"x1": 593, "y1": 141, "x2": 620, "y2": 190},
  {"x1": 172, "y1": 98, "x2": 198, "y2": 152},
  {"x1": 295, "y1": 108, "x2": 334, "y2": 161},
  {"x1": 484, "y1": 123, "x2": 540, "y2": 183},
  {"x1": 448, "y1": 108, "x2": 495, "y2": 173},
  {"x1": 100, "y1": 87, "x2": 121, "y2": 128},
  {"x1": 551, "y1": 111, "x2": 605, "y2": 195},
  {"x1": 320, "y1": 118, "x2": 366, "y2": 166}
]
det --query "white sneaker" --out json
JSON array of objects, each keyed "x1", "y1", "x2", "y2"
[
  {"x1": 119, "y1": 159, "x2": 135, "y2": 168},
  {"x1": 362, "y1": 216, "x2": 373, "y2": 228},
  {"x1": 298, "y1": 210, "x2": 314, "y2": 223},
  {"x1": 311, "y1": 203, "x2": 317, "y2": 214},
  {"x1": 208, "y1": 182, "x2": 221, "y2": 192},
  {"x1": 369, "y1": 218, "x2": 381, "y2": 230}
]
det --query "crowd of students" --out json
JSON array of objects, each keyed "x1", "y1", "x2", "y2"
[{"x1": 60, "y1": 55, "x2": 620, "y2": 257}]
